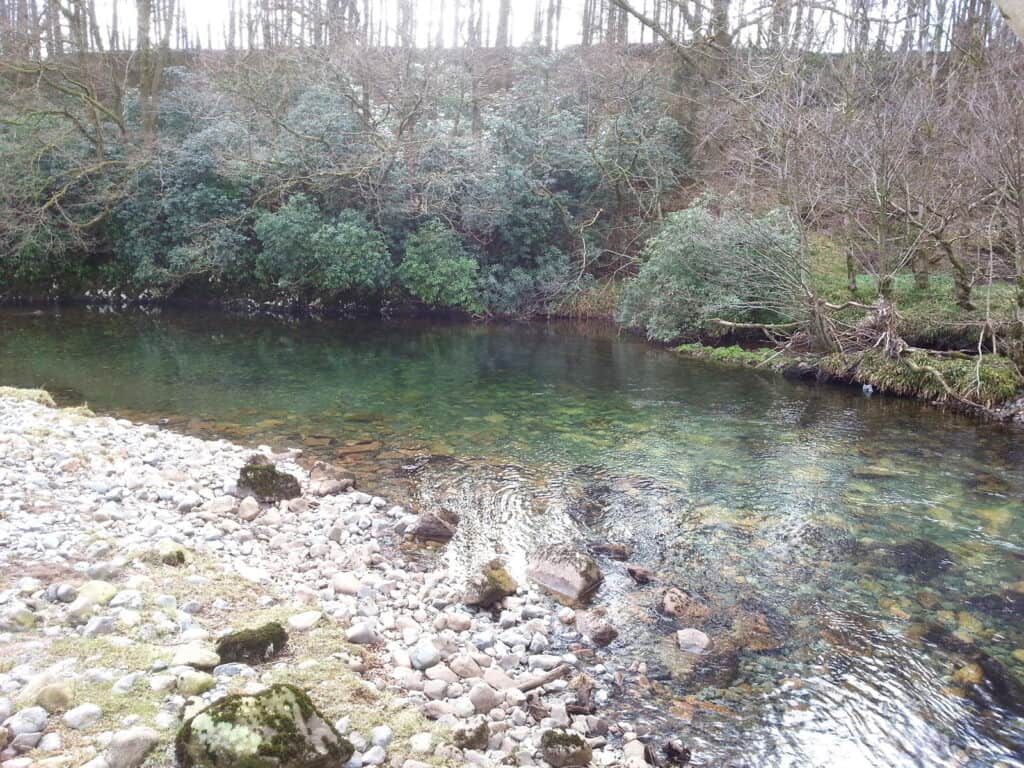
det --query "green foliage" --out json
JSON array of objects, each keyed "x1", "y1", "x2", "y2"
[
  {"x1": 399, "y1": 222, "x2": 481, "y2": 311},
  {"x1": 110, "y1": 124, "x2": 253, "y2": 293},
  {"x1": 255, "y1": 196, "x2": 392, "y2": 297},
  {"x1": 618, "y1": 199, "x2": 802, "y2": 342},
  {"x1": 482, "y1": 248, "x2": 572, "y2": 315}
]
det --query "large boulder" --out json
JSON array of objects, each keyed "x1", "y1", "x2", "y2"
[
  {"x1": 214, "y1": 622, "x2": 288, "y2": 663},
  {"x1": 237, "y1": 457, "x2": 301, "y2": 503},
  {"x1": 463, "y1": 560, "x2": 517, "y2": 608},
  {"x1": 526, "y1": 547, "x2": 603, "y2": 605},
  {"x1": 175, "y1": 684, "x2": 352, "y2": 768}
]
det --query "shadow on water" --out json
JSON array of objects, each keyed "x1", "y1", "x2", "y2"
[{"x1": 2, "y1": 307, "x2": 1023, "y2": 767}]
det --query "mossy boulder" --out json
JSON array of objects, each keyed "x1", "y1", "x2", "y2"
[
  {"x1": 237, "y1": 458, "x2": 301, "y2": 503},
  {"x1": 540, "y1": 729, "x2": 593, "y2": 767},
  {"x1": 463, "y1": 559, "x2": 517, "y2": 608},
  {"x1": 175, "y1": 684, "x2": 352, "y2": 768},
  {"x1": 215, "y1": 622, "x2": 289, "y2": 665},
  {"x1": 158, "y1": 538, "x2": 189, "y2": 566}
]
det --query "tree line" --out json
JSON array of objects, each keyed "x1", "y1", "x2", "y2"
[{"x1": 1, "y1": 0, "x2": 1023, "y2": 409}]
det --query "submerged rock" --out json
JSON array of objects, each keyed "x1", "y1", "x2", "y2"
[
  {"x1": 627, "y1": 565, "x2": 656, "y2": 585},
  {"x1": 675, "y1": 628, "x2": 711, "y2": 654},
  {"x1": 591, "y1": 542, "x2": 631, "y2": 561},
  {"x1": 215, "y1": 622, "x2": 288, "y2": 665},
  {"x1": 237, "y1": 457, "x2": 301, "y2": 503},
  {"x1": 463, "y1": 559, "x2": 517, "y2": 608},
  {"x1": 661, "y1": 588, "x2": 711, "y2": 625},
  {"x1": 965, "y1": 589, "x2": 1024, "y2": 619},
  {"x1": 175, "y1": 684, "x2": 352, "y2": 768},
  {"x1": 576, "y1": 609, "x2": 619, "y2": 647},
  {"x1": 540, "y1": 729, "x2": 593, "y2": 767},
  {"x1": 730, "y1": 611, "x2": 784, "y2": 652},
  {"x1": 886, "y1": 539, "x2": 955, "y2": 578},
  {"x1": 955, "y1": 653, "x2": 1024, "y2": 717},
  {"x1": 527, "y1": 547, "x2": 603, "y2": 605}
]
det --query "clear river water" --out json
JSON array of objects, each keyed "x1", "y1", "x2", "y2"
[{"x1": 1, "y1": 308, "x2": 1022, "y2": 767}]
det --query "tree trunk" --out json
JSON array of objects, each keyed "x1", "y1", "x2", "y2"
[{"x1": 495, "y1": 0, "x2": 510, "y2": 47}]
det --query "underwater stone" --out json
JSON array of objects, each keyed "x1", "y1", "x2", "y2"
[
  {"x1": 463, "y1": 559, "x2": 517, "y2": 608},
  {"x1": 215, "y1": 622, "x2": 288, "y2": 665},
  {"x1": 175, "y1": 684, "x2": 352, "y2": 768},
  {"x1": 887, "y1": 539, "x2": 955, "y2": 578},
  {"x1": 236, "y1": 458, "x2": 301, "y2": 503},
  {"x1": 576, "y1": 609, "x2": 619, "y2": 647},
  {"x1": 661, "y1": 588, "x2": 711, "y2": 625}
]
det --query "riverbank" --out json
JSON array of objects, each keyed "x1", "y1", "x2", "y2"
[
  {"x1": 673, "y1": 342, "x2": 1024, "y2": 423},
  {"x1": 0, "y1": 390, "x2": 655, "y2": 768}
]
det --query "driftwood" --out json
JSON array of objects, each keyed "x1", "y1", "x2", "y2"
[{"x1": 516, "y1": 664, "x2": 572, "y2": 693}]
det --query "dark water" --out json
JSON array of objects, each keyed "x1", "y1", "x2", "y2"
[{"x1": 2, "y1": 308, "x2": 1023, "y2": 767}]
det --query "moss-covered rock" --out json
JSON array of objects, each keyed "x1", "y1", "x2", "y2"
[
  {"x1": 463, "y1": 559, "x2": 517, "y2": 608},
  {"x1": 175, "y1": 684, "x2": 352, "y2": 768},
  {"x1": 540, "y1": 729, "x2": 593, "y2": 767},
  {"x1": 451, "y1": 717, "x2": 489, "y2": 750},
  {"x1": 237, "y1": 458, "x2": 301, "y2": 503},
  {"x1": 158, "y1": 538, "x2": 189, "y2": 566},
  {"x1": 215, "y1": 622, "x2": 289, "y2": 665}
]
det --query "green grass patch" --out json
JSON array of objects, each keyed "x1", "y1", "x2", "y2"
[
  {"x1": 819, "y1": 350, "x2": 1023, "y2": 406},
  {"x1": 675, "y1": 343, "x2": 780, "y2": 368},
  {"x1": 809, "y1": 238, "x2": 1018, "y2": 349}
]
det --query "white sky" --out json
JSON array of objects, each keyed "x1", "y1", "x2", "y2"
[{"x1": 97, "y1": 0, "x2": 643, "y2": 50}]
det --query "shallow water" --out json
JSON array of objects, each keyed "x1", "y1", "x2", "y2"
[{"x1": 2, "y1": 308, "x2": 1023, "y2": 766}]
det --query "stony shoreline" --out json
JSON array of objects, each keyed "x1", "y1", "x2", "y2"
[{"x1": 0, "y1": 391, "x2": 655, "y2": 768}]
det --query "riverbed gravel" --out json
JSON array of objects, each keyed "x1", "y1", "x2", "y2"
[{"x1": 0, "y1": 393, "x2": 652, "y2": 768}]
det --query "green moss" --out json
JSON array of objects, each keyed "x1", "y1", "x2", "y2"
[
  {"x1": 45, "y1": 636, "x2": 170, "y2": 670},
  {"x1": 175, "y1": 684, "x2": 352, "y2": 768},
  {"x1": 464, "y1": 559, "x2": 518, "y2": 608},
  {"x1": 482, "y1": 561, "x2": 517, "y2": 594},
  {"x1": 675, "y1": 343, "x2": 780, "y2": 368},
  {"x1": 215, "y1": 623, "x2": 289, "y2": 665},
  {"x1": 819, "y1": 350, "x2": 1022, "y2": 406},
  {"x1": 540, "y1": 729, "x2": 593, "y2": 767},
  {"x1": 540, "y1": 730, "x2": 587, "y2": 749},
  {"x1": 237, "y1": 461, "x2": 301, "y2": 503}
]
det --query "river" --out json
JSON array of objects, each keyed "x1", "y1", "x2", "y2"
[{"x1": 1, "y1": 308, "x2": 1022, "y2": 767}]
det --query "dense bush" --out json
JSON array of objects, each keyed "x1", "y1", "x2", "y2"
[
  {"x1": 399, "y1": 222, "x2": 481, "y2": 311},
  {"x1": 618, "y1": 199, "x2": 801, "y2": 341},
  {"x1": 0, "y1": 48, "x2": 689, "y2": 314},
  {"x1": 255, "y1": 196, "x2": 392, "y2": 297}
]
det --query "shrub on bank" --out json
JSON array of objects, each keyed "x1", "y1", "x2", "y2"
[
  {"x1": 618, "y1": 199, "x2": 802, "y2": 342},
  {"x1": 399, "y1": 222, "x2": 481, "y2": 312}
]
